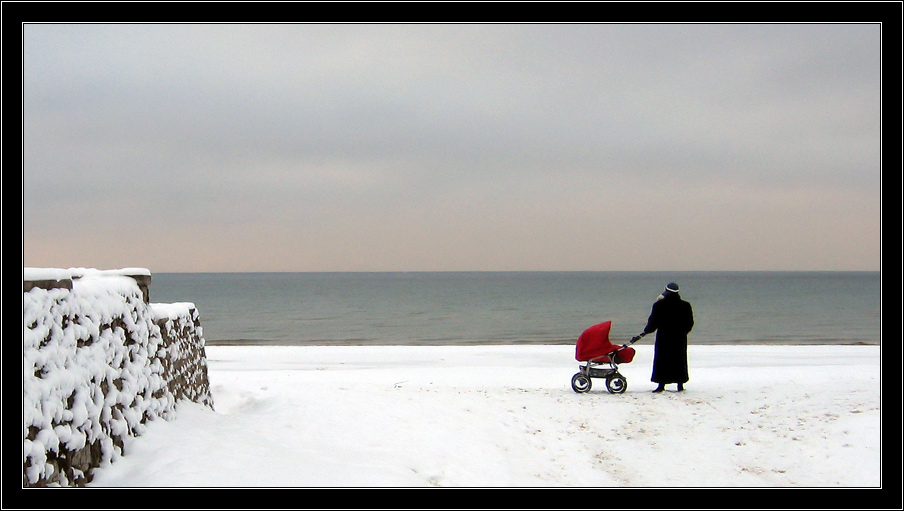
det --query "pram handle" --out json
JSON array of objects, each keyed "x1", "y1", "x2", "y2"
[{"x1": 625, "y1": 332, "x2": 646, "y2": 346}]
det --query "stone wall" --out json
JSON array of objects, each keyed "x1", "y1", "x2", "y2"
[
  {"x1": 22, "y1": 268, "x2": 213, "y2": 487},
  {"x1": 153, "y1": 303, "x2": 214, "y2": 408}
]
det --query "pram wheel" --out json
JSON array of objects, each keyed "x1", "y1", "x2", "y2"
[
  {"x1": 606, "y1": 375, "x2": 627, "y2": 394},
  {"x1": 571, "y1": 373, "x2": 591, "y2": 393}
]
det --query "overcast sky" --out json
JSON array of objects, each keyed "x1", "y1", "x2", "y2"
[{"x1": 22, "y1": 23, "x2": 882, "y2": 272}]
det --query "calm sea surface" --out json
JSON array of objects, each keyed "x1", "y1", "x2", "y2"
[{"x1": 150, "y1": 272, "x2": 882, "y2": 346}]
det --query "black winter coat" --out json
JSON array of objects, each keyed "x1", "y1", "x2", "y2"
[{"x1": 643, "y1": 293, "x2": 694, "y2": 384}]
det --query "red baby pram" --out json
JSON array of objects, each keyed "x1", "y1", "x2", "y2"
[{"x1": 571, "y1": 321, "x2": 644, "y2": 394}]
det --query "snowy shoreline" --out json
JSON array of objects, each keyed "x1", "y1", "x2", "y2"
[
  {"x1": 85, "y1": 343, "x2": 882, "y2": 489},
  {"x1": 204, "y1": 338, "x2": 880, "y2": 346}
]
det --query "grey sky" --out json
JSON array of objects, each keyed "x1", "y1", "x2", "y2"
[{"x1": 23, "y1": 23, "x2": 882, "y2": 272}]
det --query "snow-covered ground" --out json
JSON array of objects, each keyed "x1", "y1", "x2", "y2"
[{"x1": 86, "y1": 344, "x2": 881, "y2": 488}]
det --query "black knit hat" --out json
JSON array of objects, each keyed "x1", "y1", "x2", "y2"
[{"x1": 664, "y1": 282, "x2": 680, "y2": 294}]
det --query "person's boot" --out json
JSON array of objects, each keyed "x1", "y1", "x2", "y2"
[
  {"x1": 677, "y1": 383, "x2": 685, "y2": 392},
  {"x1": 652, "y1": 384, "x2": 665, "y2": 393}
]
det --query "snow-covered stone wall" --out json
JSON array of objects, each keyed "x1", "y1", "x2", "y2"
[
  {"x1": 22, "y1": 268, "x2": 213, "y2": 487},
  {"x1": 153, "y1": 303, "x2": 214, "y2": 407}
]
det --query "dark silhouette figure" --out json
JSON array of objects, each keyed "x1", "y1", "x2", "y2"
[{"x1": 643, "y1": 282, "x2": 694, "y2": 393}]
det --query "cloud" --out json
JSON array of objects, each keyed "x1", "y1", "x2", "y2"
[{"x1": 22, "y1": 23, "x2": 882, "y2": 271}]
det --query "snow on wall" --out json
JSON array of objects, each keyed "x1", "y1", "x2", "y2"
[
  {"x1": 154, "y1": 303, "x2": 214, "y2": 408},
  {"x1": 22, "y1": 269, "x2": 213, "y2": 487}
]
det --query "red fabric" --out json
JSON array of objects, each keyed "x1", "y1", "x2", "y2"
[
  {"x1": 575, "y1": 321, "x2": 635, "y2": 363},
  {"x1": 575, "y1": 321, "x2": 615, "y2": 361},
  {"x1": 615, "y1": 346, "x2": 636, "y2": 363}
]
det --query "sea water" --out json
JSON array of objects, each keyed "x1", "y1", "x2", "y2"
[{"x1": 150, "y1": 272, "x2": 882, "y2": 346}]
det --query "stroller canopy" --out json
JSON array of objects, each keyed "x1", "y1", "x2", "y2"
[{"x1": 576, "y1": 321, "x2": 631, "y2": 362}]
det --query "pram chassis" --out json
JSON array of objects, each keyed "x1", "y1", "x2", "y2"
[
  {"x1": 571, "y1": 332, "x2": 643, "y2": 394},
  {"x1": 571, "y1": 357, "x2": 628, "y2": 394}
]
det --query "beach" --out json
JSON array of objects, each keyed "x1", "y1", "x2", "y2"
[
  {"x1": 23, "y1": 20, "x2": 884, "y2": 500},
  {"x1": 85, "y1": 343, "x2": 881, "y2": 489}
]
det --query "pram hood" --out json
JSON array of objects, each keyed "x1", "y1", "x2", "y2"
[{"x1": 575, "y1": 321, "x2": 635, "y2": 363}]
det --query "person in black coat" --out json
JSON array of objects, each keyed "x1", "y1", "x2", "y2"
[{"x1": 643, "y1": 282, "x2": 694, "y2": 393}]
